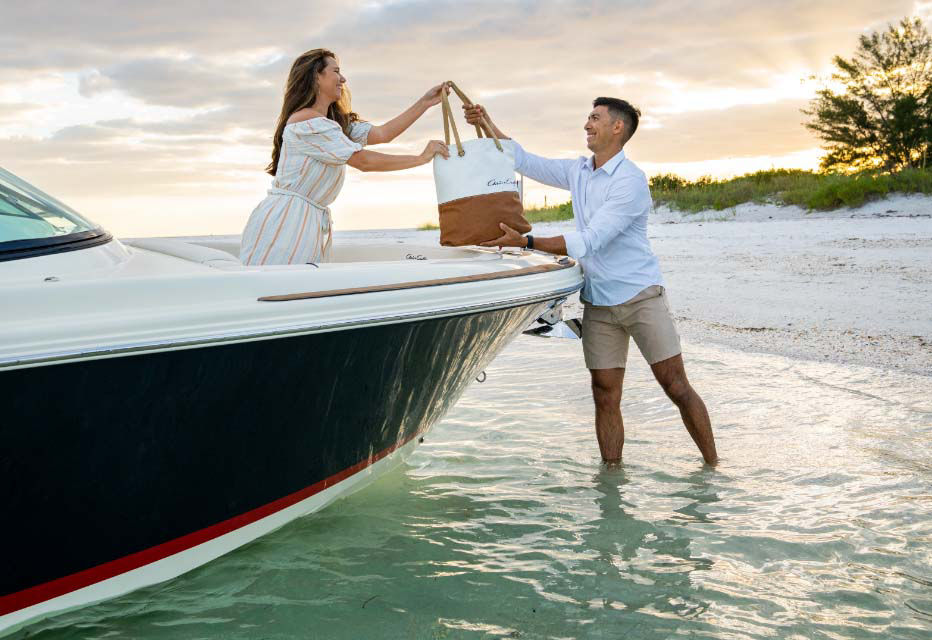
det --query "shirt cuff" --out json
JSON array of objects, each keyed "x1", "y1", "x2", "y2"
[{"x1": 563, "y1": 230, "x2": 587, "y2": 259}]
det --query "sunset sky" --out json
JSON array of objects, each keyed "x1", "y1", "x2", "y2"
[{"x1": 1, "y1": 1, "x2": 927, "y2": 235}]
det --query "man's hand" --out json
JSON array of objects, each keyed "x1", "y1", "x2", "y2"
[
  {"x1": 463, "y1": 103, "x2": 487, "y2": 126},
  {"x1": 481, "y1": 223, "x2": 527, "y2": 248},
  {"x1": 462, "y1": 103, "x2": 509, "y2": 139}
]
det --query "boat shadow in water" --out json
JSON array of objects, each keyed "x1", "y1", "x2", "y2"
[{"x1": 15, "y1": 461, "x2": 728, "y2": 639}]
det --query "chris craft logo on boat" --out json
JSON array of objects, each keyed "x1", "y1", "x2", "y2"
[{"x1": 487, "y1": 178, "x2": 518, "y2": 187}]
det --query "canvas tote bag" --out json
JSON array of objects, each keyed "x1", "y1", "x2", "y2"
[{"x1": 432, "y1": 82, "x2": 531, "y2": 246}]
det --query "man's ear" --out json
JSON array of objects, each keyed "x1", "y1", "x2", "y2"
[{"x1": 614, "y1": 118, "x2": 626, "y2": 137}]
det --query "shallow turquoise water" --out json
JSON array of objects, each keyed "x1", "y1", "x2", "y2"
[{"x1": 23, "y1": 337, "x2": 932, "y2": 639}]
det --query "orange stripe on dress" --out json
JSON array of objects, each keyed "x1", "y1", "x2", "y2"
[
  {"x1": 258, "y1": 197, "x2": 295, "y2": 265},
  {"x1": 297, "y1": 157, "x2": 310, "y2": 190},
  {"x1": 305, "y1": 138, "x2": 345, "y2": 161},
  {"x1": 283, "y1": 166, "x2": 328, "y2": 263},
  {"x1": 322, "y1": 131, "x2": 361, "y2": 163},
  {"x1": 324, "y1": 219, "x2": 333, "y2": 258},
  {"x1": 302, "y1": 164, "x2": 328, "y2": 199},
  {"x1": 244, "y1": 205, "x2": 276, "y2": 265},
  {"x1": 306, "y1": 123, "x2": 354, "y2": 162},
  {"x1": 318, "y1": 167, "x2": 344, "y2": 203},
  {"x1": 287, "y1": 208, "x2": 311, "y2": 264},
  {"x1": 309, "y1": 223, "x2": 321, "y2": 264}
]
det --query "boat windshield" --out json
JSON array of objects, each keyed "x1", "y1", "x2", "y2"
[
  {"x1": 0, "y1": 167, "x2": 98, "y2": 242},
  {"x1": 0, "y1": 167, "x2": 110, "y2": 261}
]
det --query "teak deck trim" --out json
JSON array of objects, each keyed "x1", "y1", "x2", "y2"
[{"x1": 258, "y1": 258, "x2": 575, "y2": 302}]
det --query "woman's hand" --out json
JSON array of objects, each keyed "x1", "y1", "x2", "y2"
[
  {"x1": 419, "y1": 82, "x2": 451, "y2": 108},
  {"x1": 419, "y1": 140, "x2": 450, "y2": 163}
]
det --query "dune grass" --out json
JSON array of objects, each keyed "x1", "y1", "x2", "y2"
[
  {"x1": 524, "y1": 200, "x2": 575, "y2": 223},
  {"x1": 417, "y1": 222, "x2": 439, "y2": 230},
  {"x1": 520, "y1": 168, "x2": 932, "y2": 220},
  {"x1": 651, "y1": 168, "x2": 932, "y2": 212}
]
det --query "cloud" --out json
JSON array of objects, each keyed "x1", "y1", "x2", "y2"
[
  {"x1": 0, "y1": 102, "x2": 38, "y2": 120},
  {"x1": 0, "y1": 1, "x2": 352, "y2": 70},
  {"x1": 78, "y1": 70, "x2": 115, "y2": 98},
  {"x1": 629, "y1": 99, "x2": 819, "y2": 163},
  {"x1": 0, "y1": 0, "x2": 925, "y2": 234}
]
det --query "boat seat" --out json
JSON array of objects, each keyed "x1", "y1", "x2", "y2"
[
  {"x1": 123, "y1": 238, "x2": 242, "y2": 267},
  {"x1": 123, "y1": 236, "x2": 502, "y2": 266}
]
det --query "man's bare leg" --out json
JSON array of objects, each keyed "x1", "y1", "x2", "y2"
[
  {"x1": 590, "y1": 367, "x2": 625, "y2": 463},
  {"x1": 650, "y1": 355, "x2": 718, "y2": 464}
]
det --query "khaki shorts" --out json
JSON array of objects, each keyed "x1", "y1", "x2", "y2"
[{"x1": 582, "y1": 285, "x2": 682, "y2": 369}]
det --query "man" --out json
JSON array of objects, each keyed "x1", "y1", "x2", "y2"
[{"x1": 464, "y1": 98, "x2": 718, "y2": 465}]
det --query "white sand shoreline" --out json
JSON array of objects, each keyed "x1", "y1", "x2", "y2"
[{"x1": 532, "y1": 194, "x2": 932, "y2": 377}]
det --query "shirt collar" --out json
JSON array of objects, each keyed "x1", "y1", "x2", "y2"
[{"x1": 587, "y1": 149, "x2": 626, "y2": 175}]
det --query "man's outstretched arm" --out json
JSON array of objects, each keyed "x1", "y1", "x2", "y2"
[
  {"x1": 464, "y1": 104, "x2": 575, "y2": 191},
  {"x1": 482, "y1": 179, "x2": 643, "y2": 257}
]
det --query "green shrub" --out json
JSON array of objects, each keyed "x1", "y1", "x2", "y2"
[
  {"x1": 525, "y1": 200, "x2": 574, "y2": 223},
  {"x1": 648, "y1": 173, "x2": 687, "y2": 191},
  {"x1": 518, "y1": 167, "x2": 932, "y2": 222},
  {"x1": 652, "y1": 167, "x2": 932, "y2": 212}
]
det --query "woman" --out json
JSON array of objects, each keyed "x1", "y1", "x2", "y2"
[{"x1": 241, "y1": 49, "x2": 449, "y2": 265}]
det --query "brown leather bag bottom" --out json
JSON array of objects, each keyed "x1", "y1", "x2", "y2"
[{"x1": 438, "y1": 191, "x2": 531, "y2": 246}]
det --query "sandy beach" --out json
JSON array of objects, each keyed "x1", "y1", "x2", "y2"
[{"x1": 532, "y1": 194, "x2": 932, "y2": 377}]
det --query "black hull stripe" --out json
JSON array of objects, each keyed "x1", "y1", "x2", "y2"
[
  {"x1": 0, "y1": 432, "x2": 415, "y2": 616},
  {"x1": 1, "y1": 301, "x2": 550, "y2": 623}
]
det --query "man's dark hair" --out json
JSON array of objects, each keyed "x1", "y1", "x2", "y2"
[{"x1": 593, "y1": 97, "x2": 640, "y2": 143}]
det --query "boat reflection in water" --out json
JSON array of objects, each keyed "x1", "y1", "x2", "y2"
[{"x1": 0, "y1": 166, "x2": 583, "y2": 635}]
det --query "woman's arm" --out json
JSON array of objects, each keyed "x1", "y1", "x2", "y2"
[
  {"x1": 347, "y1": 140, "x2": 449, "y2": 172},
  {"x1": 367, "y1": 83, "x2": 448, "y2": 145}
]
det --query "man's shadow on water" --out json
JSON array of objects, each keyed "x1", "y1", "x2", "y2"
[{"x1": 578, "y1": 465, "x2": 720, "y2": 638}]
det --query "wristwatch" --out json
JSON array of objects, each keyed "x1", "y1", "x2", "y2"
[{"x1": 524, "y1": 235, "x2": 534, "y2": 250}]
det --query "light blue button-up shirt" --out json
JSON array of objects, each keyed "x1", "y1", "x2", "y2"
[{"x1": 513, "y1": 141, "x2": 663, "y2": 305}]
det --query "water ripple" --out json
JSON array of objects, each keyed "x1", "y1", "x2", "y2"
[{"x1": 23, "y1": 338, "x2": 932, "y2": 639}]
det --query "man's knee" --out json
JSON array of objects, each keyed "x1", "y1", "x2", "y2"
[
  {"x1": 590, "y1": 369, "x2": 623, "y2": 409},
  {"x1": 660, "y1": 375, "x2": 691, "y2": 405},
  {"x1": 591, "y1": 384, "x2": 620, "y2": 408}
]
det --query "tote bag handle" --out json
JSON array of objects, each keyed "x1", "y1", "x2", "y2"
[{"x1": 440, "y1": 81, "x2": 504, "y2": 156}]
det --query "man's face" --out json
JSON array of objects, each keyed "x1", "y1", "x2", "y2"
[{"x1": 585, "y1": 105, "x2": 624, "y2": 152}]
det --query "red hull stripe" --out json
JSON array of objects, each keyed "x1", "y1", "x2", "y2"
[{"x1": 0, "y1": 435, "x2": 415, "y2": 617}]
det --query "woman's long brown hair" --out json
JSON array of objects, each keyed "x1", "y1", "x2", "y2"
[{"x1": 266, "y1": 49, "x2": 360, "y2": 176}]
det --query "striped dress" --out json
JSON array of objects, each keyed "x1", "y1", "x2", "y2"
[{"x1": 240, "y1": 118, "x2": 372, "y2": 265}]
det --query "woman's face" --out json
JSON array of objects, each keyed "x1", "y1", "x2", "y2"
[{"x1": 316, "y1": 57, "x2": 345, "y2": 104}]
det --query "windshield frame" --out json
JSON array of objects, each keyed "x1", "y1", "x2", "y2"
[
  {"x1": 0, "y1": 228, "x2": 113, "y2": 262},
  {"x1": 0, "y1": 167, "x2": 112, "y2": 262}
]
